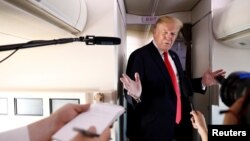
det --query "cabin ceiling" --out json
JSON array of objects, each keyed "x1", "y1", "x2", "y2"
[
  {"x1": 124, "y1": 0, "x2": 200, "y2": 32},
  {"x1": 124, "y1": 0, "x2": 200, "y2": 16}
]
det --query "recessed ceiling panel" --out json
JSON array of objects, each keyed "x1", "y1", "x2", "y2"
[{"x1": 124, "y1": 0, "x2": 200, "y2": 16}]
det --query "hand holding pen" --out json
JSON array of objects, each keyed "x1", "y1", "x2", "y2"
[
  {"x1": 190, "y1": 110, "x2": 208, "y2": 141},
  {"x1": 221, "y1": 96, "x2": 246, "y2": 125},
  {"x1": 71, "y1": 126, "x2": 111, "y2": 141}
]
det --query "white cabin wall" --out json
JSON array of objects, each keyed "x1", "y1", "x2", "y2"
[
  {"x1": 192, "y1": 0, "x2": 250, "y2": 126},
  {"x1": 0, "y1": 0, "x2": 117, "y2": 92},
  {"x1": 0, "y1": 1, "x2": 127, "y2": 141},
  {"x1": 211, "y1": 0, "x2": 250, "y2": 124}
]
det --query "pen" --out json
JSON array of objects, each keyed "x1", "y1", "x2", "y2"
[
  {"x1": 189, "y1": 97, "x2": 195, "y2": 111},
  {"x1": 219, "y1": 109, "x2": 240, "y2": 120},
  {"x1": 73, "y1": 127, "x2": 100, "y2": 138},
  {"x1": 219, "y1": 110, "x2": 230, "y2": 114}
]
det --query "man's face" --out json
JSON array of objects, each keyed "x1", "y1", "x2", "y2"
[{"x1": 153, "y1": 22, "x2": 180, "y2": 52}]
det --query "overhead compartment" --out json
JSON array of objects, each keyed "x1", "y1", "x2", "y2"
[
  {"x1": 213, "y1": 0, "x2": 250, "y2": 48},
  {"x1": 5, "y1": 0, "x2": 88, "y2": 34}
]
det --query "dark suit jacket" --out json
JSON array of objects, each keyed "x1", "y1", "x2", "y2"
[{"x1": 125, "y1": 42, "x2": 205, "y2": 141}]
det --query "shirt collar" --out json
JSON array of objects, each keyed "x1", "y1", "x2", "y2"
[
  {"x1": 153, "y1": 40, "x2": 165, "y2": 56},
  {"x1": 153, "y1": 40, "x2": 170, "y2": 59}
]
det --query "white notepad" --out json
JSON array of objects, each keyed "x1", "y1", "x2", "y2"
[{"x1": 52, "y1": 103, "x2": 125, "y2": 141}]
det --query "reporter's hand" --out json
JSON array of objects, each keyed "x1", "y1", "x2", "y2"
[
  {"x1": 223, "y1": 96, "x2": 245, "y2": 125},
  {"x1": 28, "y1": 103, "x2": 90, "y2": 141},
  {"x1": 71, "y1": 126, "x2": 111, "y2": 141},
  {"x1": 190, "y1": 110, "x2": 208, "y2": 141},
  {"x1": 50, "y1": 103, "x2": 91, "y2": 133},
  {"x1": 190, "y1": 111, "x2": 207, "y2": 133}
]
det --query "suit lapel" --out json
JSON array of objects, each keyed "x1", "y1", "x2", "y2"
[{"x1": 147, "y1": 42, "x2": 172, "y2": 82}]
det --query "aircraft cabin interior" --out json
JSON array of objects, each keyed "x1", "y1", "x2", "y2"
[{"x1": 0, "y1": 0, "x2": 250, "y2": 141}]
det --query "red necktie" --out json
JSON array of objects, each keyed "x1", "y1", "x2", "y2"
[{"x1": 163, "y1": 52, "x2": 182, "y2": 124}]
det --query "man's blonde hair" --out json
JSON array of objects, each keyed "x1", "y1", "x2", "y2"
[{"x1": 154, "y1": 16, "x2": 183, "y2": 31}]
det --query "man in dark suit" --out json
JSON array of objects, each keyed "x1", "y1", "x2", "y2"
[{"x1": 120, "y1": 16, "x2": 225, "y2": 141}]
